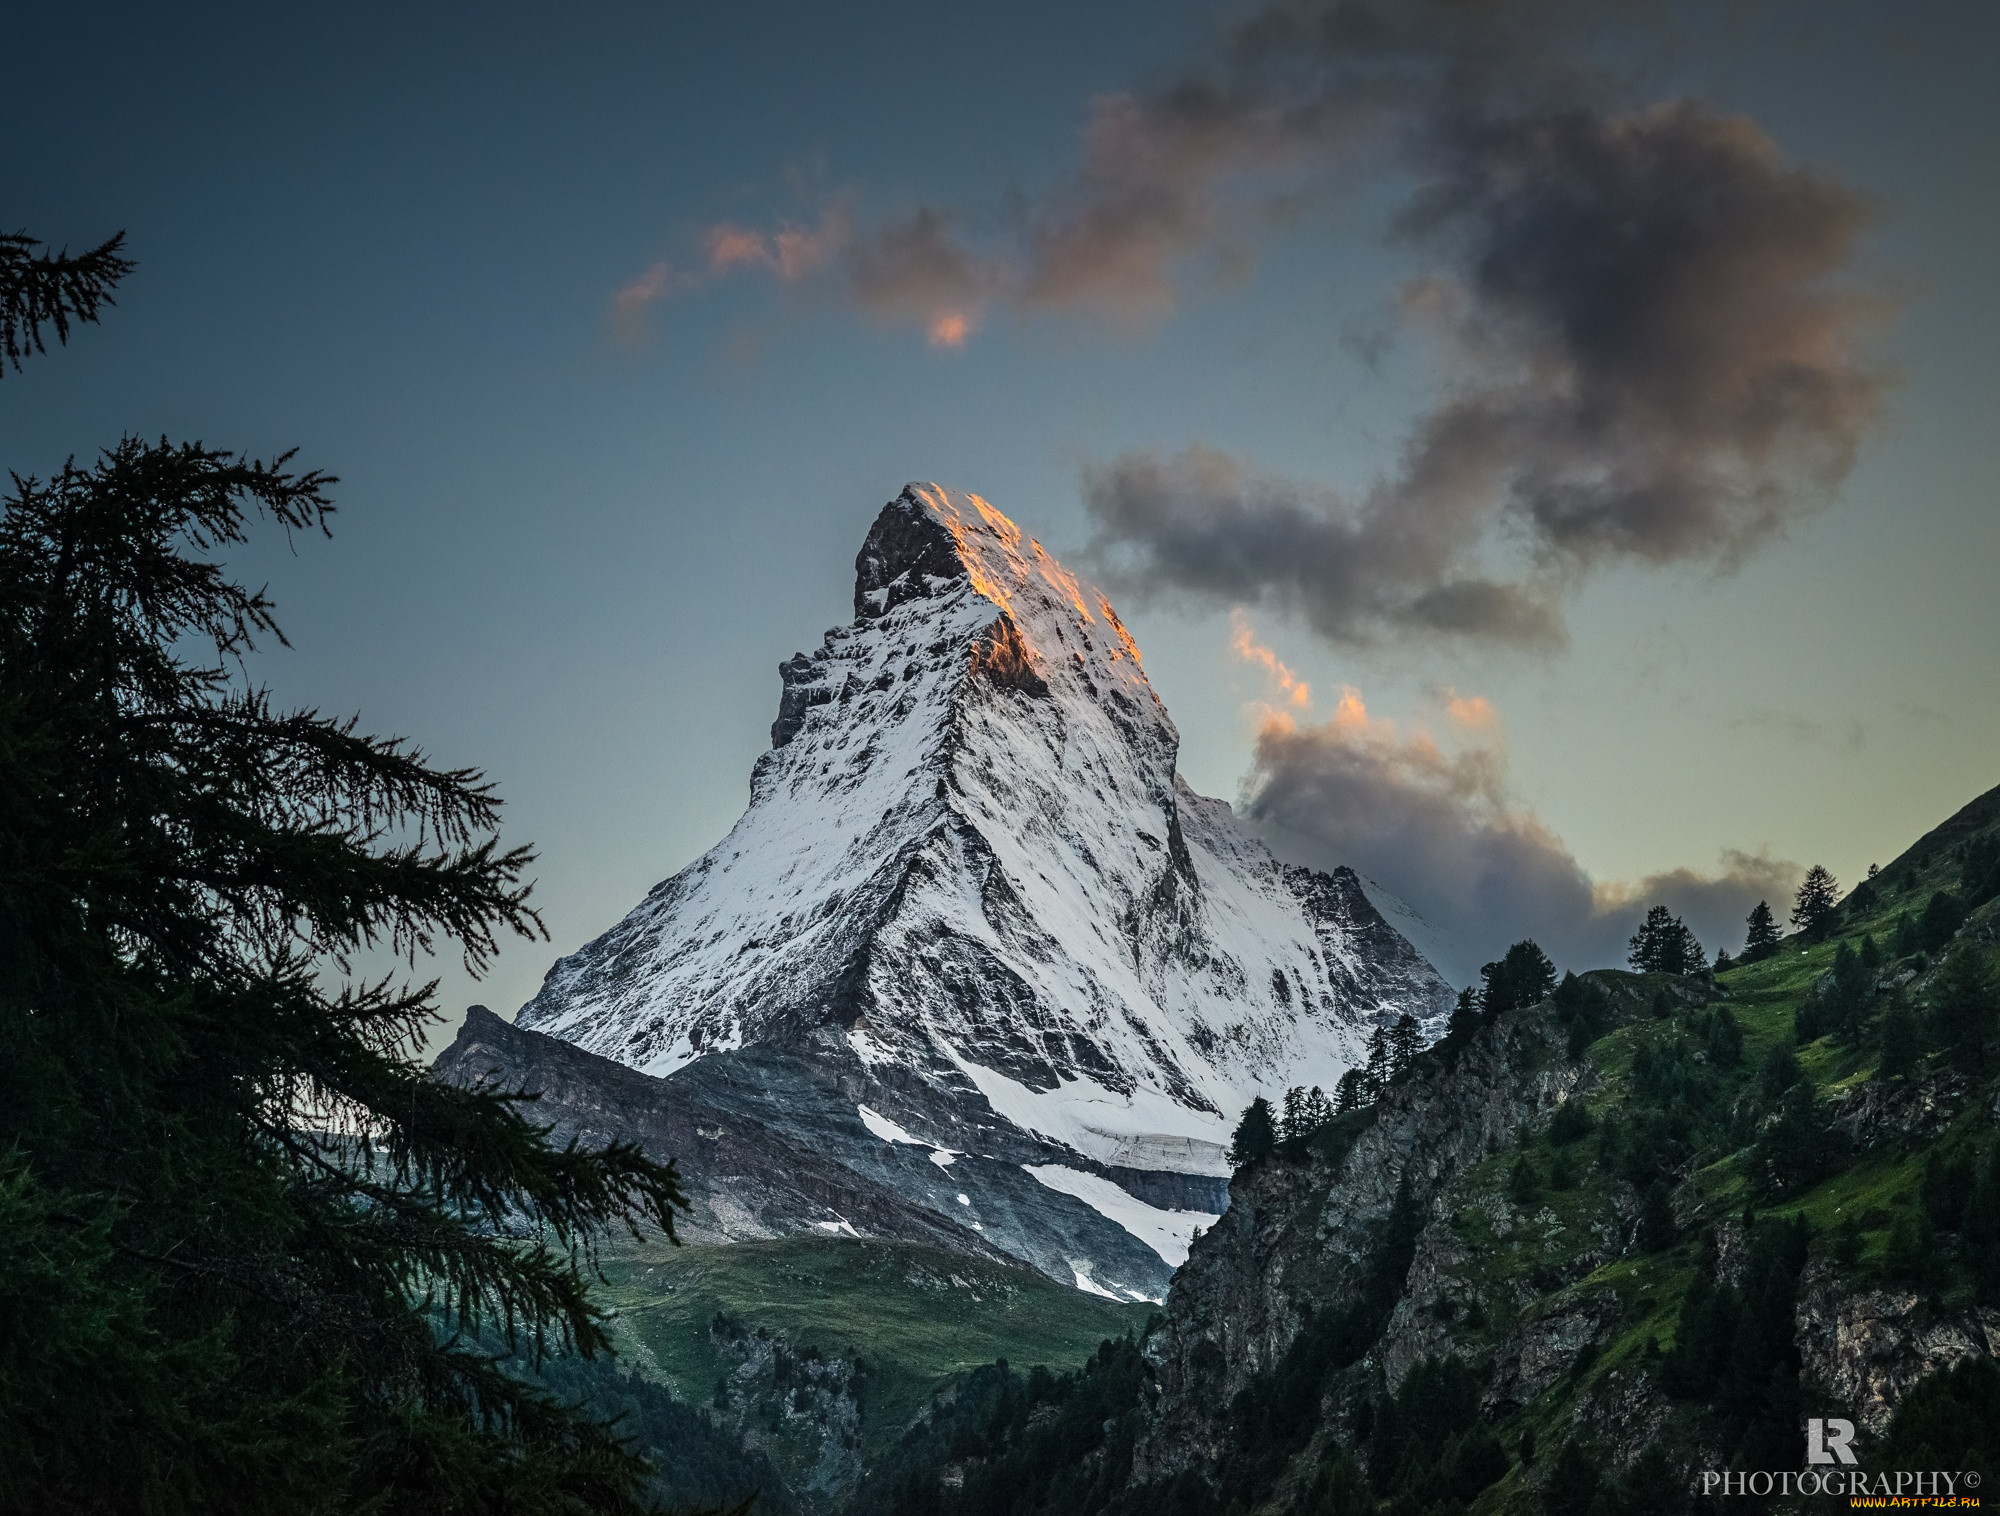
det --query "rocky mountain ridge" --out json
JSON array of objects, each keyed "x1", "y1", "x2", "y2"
[{"x1": 478, "y1": 484, "x2": 1453, "y2": 1300}]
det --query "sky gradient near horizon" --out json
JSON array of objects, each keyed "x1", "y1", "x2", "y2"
[{"x1": 5, "y1": 0, "x2": 1997, "y2": 1018}]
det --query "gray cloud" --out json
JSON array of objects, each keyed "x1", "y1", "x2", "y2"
[
  {"x1": 625, "y1": 2, "x2": 1889, "y2": 641},
  {"x1": 1081, "y1": 76, "x2": 1887, "y2": 643},
  {"x1": 1242, "y1": 702, "x2": 1800, "y2": 981}
]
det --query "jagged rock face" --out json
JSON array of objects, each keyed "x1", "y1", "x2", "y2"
[
  {"x1": 1139, "y1": 1005, "x2": 1587, "y2": 1479},
  {"x1": 510, "y1": 484, "x2": 1452, "y2": 1295},
  {"x1": 1794, "y1": 1264, "x2": 2000, "y2": 1433}
]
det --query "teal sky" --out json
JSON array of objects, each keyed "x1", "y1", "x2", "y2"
[{"x1": 5, "y1": 1, "x2": 1996, "y2": 1015}]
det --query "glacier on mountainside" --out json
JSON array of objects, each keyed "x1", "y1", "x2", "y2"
[{"x1": 512, "y1": 484, "x2": 1453, "y2": 1290}]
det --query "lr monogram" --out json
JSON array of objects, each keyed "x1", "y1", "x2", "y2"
[{"x1": 1805, "y1": 1417, "x2": 1857, "y2": 1466}]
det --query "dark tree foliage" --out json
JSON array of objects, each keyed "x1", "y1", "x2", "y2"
[
  {"x1": 1637, "y1": 1181, "x2": 1678, "y2": 1252},
  {"x1": 1754, "y1": 1082, "x2": 1835, "y2": 1197},
  {"x1": 1879, "y1": 1356, "x2": 2000, "y2": 1490},
  {"x1": 1791, "y1": 866, "x2": 1841, "y2": 943},
  {"x1": 1551, "y1": 971, "x2": 1611, "y2": 1059},
  {"x1": 1227, "y1": 1096, "x2": 1276, "y2": 1167},
  {"x1": 1509, "y1": 1155, "x2": 1542, "y2": 1208},
  {"x1": 1797, "y1": 941, "x2": 1873, "y2": 1044},
  {"x1": 847, "y1": 1338, "x2": 1157, "y2": 1516},
  {"x1": 1547, "y1": 1098, "x2": 1593, "y2": 1147},
  {"x1": 1877, "y1": 1003, "x2": 1920, "y2": 1082},
  {"x1": 533, "y1": 1355, "x2": 794, "y2": 1514},
  {"x1": 1742, "y1": 900, "x2": 1781, "y2": 961},
  {"x1": 1432, "y1": 986, "x2": 1482, "y2": 1070},
  {"x1": 1627, "y1": 905, "x2": 1706, "y2": 975},
  {"x1": 1962, "y1": 835, "x2": 2000, "y2": 912},
  {"x1": 0, "y1": 231, "x2": 686, "y2": 1514},
  {"x1": 1660, "y1": 1217, "x2": 1811, "y2": 1468},
  {"x1": 1334, "y1": 1067, "x2": 1366, "y2": 1114},
  {"x1": 1930, "y1": 946, "x2": 1998, "y2": 1073},
  {"x1": 1278, "y1": 1084, "x2": 1333, "y2": 1143},
  {"x1": 1915, "y1": 1139, "x2": 2000, "y2": 1305},
  {"x1": 1599, "y1": 1444, "x2": 1690, "y2": 1516},
  {"x1": 1364, "y1": 1356, "x2": 1507, "y2": 1508},
  {"x1": 1479, "y1": 940, "x2": 1557, "y2": 1020},
  {"x1": 1387, "y1": 1013, "x2": 1422, "y2": 1079},
  {"x1": 1, "y1": 228, "x2": 133, "y2": 373},
  {"x1": 1541, "y1": 1438, "x2": 1602, "y2": 1516},
  {"x1": 1364, "y1": 1023, "x2": 1392, "y2": 1096},
  {"x1": 1093, "y1": 1179, "x2": 1431, "y2": 1516},
  {"x1": 1759, "y1": 1042, "x2": 1805, "y2": 1098},
  {"x1": 1917, "y1": 889, "x2": 1967, "y2": 954}
]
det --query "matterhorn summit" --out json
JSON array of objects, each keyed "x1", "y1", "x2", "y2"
[{"x1": 468, "y1": 486, "x2": 1452, "y2": 1299}]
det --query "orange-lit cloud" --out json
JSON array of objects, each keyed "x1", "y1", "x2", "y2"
[
  {"x1": 609, "y1": 260, "x2": 679, "y2": 342},
  {"x1": 1228, "y1": 609, "x2": 1311, "y2": 709},
  {"x1": 706, "y1": 225, "x2": 770, "y2": 272},
  {"x1": 701, "y1": 208, "x2": 847, "y2": 282},
  {"x1": 1438, "y1": 686, "x2": 1497, "y2": 729},
  {"x1": 928, "y1": 311, "x2": 973, "y2": 348}
]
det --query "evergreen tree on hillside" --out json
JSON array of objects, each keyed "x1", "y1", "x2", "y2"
[
  {"x1": 1388, "y1": 1013, "x2": 1423, "y2": 1078},
  {"x1": 1791, "y1": 865, "x2": 1841, "y2": 943},
  {"x1": 1228, "y1": 1097, "x2": 1277, "y2": 1166},
  {"x1": 1480, "y1": 940, "x2": 1557, "y2": 1019},
  {"x1": 1918, "y1": 889, "x2": 1967, "y2": 953},
  {"x1": 1743, "y1": 900, "x2": 1781, "y2": 961},
  {"x1": 1365, "y1": 1024, "x2": 1393, "y2": 1096},
  {"x1": 1962, "y1": 835, "x2": 2000, "y2": 911},
  {"x1": 1335, "y1": 1067, "x2": 1366, "y2": 1113},
  {"x1": 1931, "y1": 947, "x2": 1997, "y2": 1073},
  {"x1": 1628, "y1": 905, "x2": 1706, "y2": 975},
  {"x1": 0, "y1": 227, "x2": 685, "y2": 1513}
]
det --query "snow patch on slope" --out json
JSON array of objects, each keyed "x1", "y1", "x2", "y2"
[{"x1": 1025, "y1": 1164, "x2": 1219, "y2": 1269}]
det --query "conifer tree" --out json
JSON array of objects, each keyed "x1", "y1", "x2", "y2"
[
  {"x1": 1388, "y1": 1013, "x2": 1423, "y2": 1078},
  {"x1": 1228, "y1": 1097, "x2": 1277, "y2": 1166},
  {"x1": 1877, "y1": 1003, "x2": 1920, "y2": 1082},
  {"x1": 1743, "y1": 899, "x2": 1781, "y2": 961},
  {"x1": 1628, "y1": 905, "x2": 1705, "y2": 974},
  {"x1": 1637, "y1": 1181, "x2": 1678, "y2": 1252},
  {"x1": 1918, "y1": 889, "x2": 1966, "y2": 953},
  {"x1": 1365, "y1": 1024, "x2": 1393, "y2": 1095},
  {"x1": 1931, "y1": 947, "x2": 1996, "y2": 1073},
  {"x1": 1791, "y1": 865, "x2": 1841, "y2": 943},
  {"x1": 1479, "y1": 940, "x2": 1556, "y2": 1019},
  {"x1": 1335, "y1": 1067, "x2": 1366, "y2": 1113},
  {"x1": 0, "y1": 226, "x2": 685, "y2": 1513}
]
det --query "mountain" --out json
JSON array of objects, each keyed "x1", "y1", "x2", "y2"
[{"x1": 482, "y1": 484, "x2": 1453, "y2": 1301}]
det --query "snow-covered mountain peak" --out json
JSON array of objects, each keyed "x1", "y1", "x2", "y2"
[{"x1": 514, "y1": 483, "x2": 1454, "y2": 1293}]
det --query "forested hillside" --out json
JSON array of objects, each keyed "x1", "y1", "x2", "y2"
[{"x1": 845, "y1": 783, "x2": 2000, "y2": 1515}]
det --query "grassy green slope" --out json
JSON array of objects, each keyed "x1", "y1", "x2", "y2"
[{"x1": 599, "y1": 1234, "x2": 1153, "y2": 1462}]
